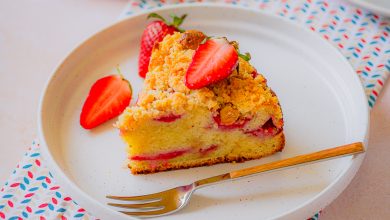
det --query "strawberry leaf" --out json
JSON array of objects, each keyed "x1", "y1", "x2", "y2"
[
  {"x1": 170, "y1": 14, "x2": 187, "y2": 32},
  {"x1": 238, "y1": 52, "x2": 251, "y2": 61},
  {"x1": 172, "y1": 14, "x2": 187, "y2": 27},
  {"x1": 147, "y1": 13, "x2": 166, "y2": 22}
]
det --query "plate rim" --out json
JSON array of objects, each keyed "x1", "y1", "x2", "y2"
[{"x1": 38, "y1": 3, "x2": 370, "y2": 219}]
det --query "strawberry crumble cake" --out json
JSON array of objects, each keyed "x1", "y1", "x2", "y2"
[{"x1": 117, "y1": 30, "x2": 285, "y2": 174}]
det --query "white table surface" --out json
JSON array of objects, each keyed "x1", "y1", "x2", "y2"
[{"x1": 0, "y1": 1, "x2": 389, "y2": 219}]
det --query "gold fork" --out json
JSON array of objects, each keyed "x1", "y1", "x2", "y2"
[{"x1": 107, "y1": 142, "x2": 364, "y2": 217}]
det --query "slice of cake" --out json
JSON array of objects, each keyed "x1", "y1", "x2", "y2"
[{"x1": 117, "y1": 30, "x2": 284, "y2": 174}]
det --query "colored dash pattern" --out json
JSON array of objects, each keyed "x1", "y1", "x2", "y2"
[
  {"x1": 0, "y1": 0, "x2": 389, "y2": 219},
  {"x1": 0, "y1": 141, "x2": 95, "y2": 219}
]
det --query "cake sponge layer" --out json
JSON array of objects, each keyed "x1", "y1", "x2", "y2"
[
  {"x1": 121, "y1": 107, "x2": 284, "y2": 174},
  {"x1": 129, "y1": 132, "x2": 285, "y2": 174}
]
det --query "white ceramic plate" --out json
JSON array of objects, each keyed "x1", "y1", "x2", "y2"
[
  {"x1": 38, "y1": 4, "x2": 369, "y2": 220},
  {"x1": 346, "y1": 0, "x2": 390, "y2": 17}
]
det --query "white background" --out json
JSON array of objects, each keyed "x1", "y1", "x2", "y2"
[{"x1": 0, "y1": 1, "x2": 389, "y2": 219}]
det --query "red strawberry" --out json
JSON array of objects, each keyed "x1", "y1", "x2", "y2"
[
  {"x1": 139, "y1": 13, "x2": 187, "y2": 78},
  {"x1": 80, "y1": 75, "x2": 132, "y2": 129},
  {"x1": 185, "y1": 38, "x2": 238, "y2": 89}
]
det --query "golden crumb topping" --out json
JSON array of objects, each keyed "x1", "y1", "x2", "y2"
[
  {"x1": 118, "y1": 31, "x2": 282, "y2": 127},
  {"x1": 179, "y1": 30, "x2": 207, "y2": 50}
]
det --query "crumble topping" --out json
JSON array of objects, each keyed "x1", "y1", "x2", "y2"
[
  {"x1": 118, "y1": 31, "x2": 282, "y2": 128},
  {"x1": 179, "y1": 30, "x2": 207, "y2": 50}
]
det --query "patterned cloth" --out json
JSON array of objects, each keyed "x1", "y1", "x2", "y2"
[
  {"x1": 0, "y1": 141, "x2": 94, "y2": 220},
  {"x1": 0, "y1": 0, "x2": 389, "y2": 219}
]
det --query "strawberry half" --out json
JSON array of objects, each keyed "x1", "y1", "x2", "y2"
[
  {"x1": 185, "y1": 38, "x2": 238, "y2": 89},
  {"x1": 138, "y1": 13, "x2": 187, "y2": 78},
  {"x1": 80, "y1": 75, "x2": 132, "y2": 129}
]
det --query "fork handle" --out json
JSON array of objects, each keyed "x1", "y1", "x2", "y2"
[{"x1": 194, "y1": 142, "x2": 364, "y2": 187}]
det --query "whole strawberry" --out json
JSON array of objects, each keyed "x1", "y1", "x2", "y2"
[{"x1": 138, "y1": 13, "x2": 187, "y2": 78}]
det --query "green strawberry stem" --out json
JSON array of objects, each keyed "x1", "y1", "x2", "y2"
[
  {"x1": 229, "y1": 40, "x2": 251, "y2": 61},
  {"x1": 147, "y1": 12, "x2": 187, "y2": 32},
  {"x1": 238, "y1": 52, "x2": 251, "y2": 61},
  {"x1": 147, "y1": 13, "x2": 166, "y2": 22},
  {"x1": 116, "y1": 66, "x2": 133, "y2": 94},
  {"x1": 116, "y1": 66, "x2": 125, "y2": 78},
  {"x1": 170, "y1": 14, "x2": 187, "y2": 32}
]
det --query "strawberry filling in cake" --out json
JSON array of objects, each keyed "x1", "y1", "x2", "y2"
[{"x1": 117, "y1": 30, "x2": 285, "y2": 174}]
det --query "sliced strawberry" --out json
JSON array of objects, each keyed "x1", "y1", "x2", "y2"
[
  {"x1": 199, "y1": 145, "x2": 218, "y2": 156},
  {"x1": 80, "y1": 75, "x2": 132, "y2": 129},
  {"x1": 154, "y1": 114, "x2": 182, "y2": 122},
  {"x1": 185, "y1": 38, "x2": 238, "y2": 89},
  {"x1": 131, "y1": 149, "x2": 189, "y2": 161},
  {"x1": 138, "y1": 13, "x2": 187, "y2": 78},
  {"x1": 244, "y1": 119, "x2": 281, "y2": 137}
]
